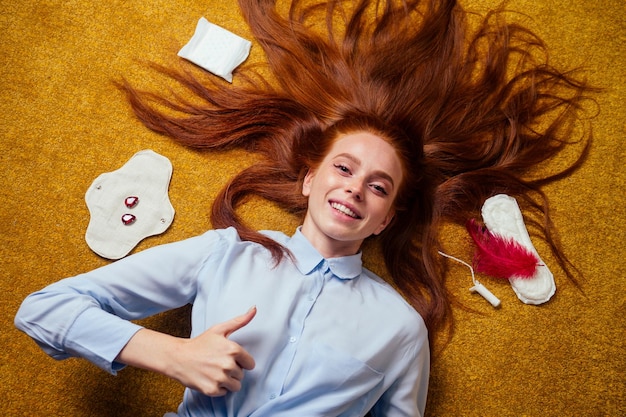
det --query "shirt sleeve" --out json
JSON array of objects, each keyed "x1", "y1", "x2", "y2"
[
  {"x1": 371, "y1": 316, "x2": 430, "y2": 417},
  {"x1": 14, "y1": 230, "x2": 222, "y2": 374}
]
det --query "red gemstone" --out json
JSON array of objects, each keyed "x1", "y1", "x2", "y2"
[
  {"x1": 125, "y1": 196, "x2": 139, "y2": 209},
  {"x1": 121, "y1": 213, "x2": 136, "y2": 225}
]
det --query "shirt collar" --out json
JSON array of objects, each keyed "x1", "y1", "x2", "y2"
[{"x1": 287, "y1": 228, "x2": 363, "y2": 280}]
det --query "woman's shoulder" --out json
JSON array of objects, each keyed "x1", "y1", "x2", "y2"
[
  {"x1": 259, "y1": 229, "x2": 290, "y2": 244},
  {"x1": 200, "y1": 227, "x2": 289, "y2": 246},
  {"x1": 360, "y1": 268, "x2": 427, "y2": 334}
]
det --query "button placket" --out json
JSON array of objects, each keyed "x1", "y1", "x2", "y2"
[
  {"x1": 286, "y1": 265, "x2": 325, "y2": 346},
  {"x1": 271, "y1": 263, "x2": 327, "y2": 400}
]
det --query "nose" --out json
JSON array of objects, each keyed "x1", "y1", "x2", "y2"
[{"x1": 346, "y1": 181, "x2": 363, "y2": 201}]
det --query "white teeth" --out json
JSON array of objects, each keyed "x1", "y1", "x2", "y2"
[{"x1": 331, "y1": 202, "x2": 358, "y2": 218}]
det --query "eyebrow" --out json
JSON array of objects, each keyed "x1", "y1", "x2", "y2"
[{"x1": 335, "y1": 153, "x2": 396, "y2": 187}]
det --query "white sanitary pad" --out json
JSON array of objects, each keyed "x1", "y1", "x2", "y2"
[
  {"x1": 178, "y1": 17, "x2": 252, "y2": 82},
  {"x1": 481, "y1": 194, "x2": 556, "y2": 305},
  {"x1": 85, "y1": 150, "x2": 175, "y2": 260}
]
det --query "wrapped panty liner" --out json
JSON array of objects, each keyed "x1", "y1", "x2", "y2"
[
  {"x1": 85, "y1": 150, "x2": 175, "y2": 260},
  {"x1": 481, "y1": 194, "x2": 556, "y2": 305},
  {"x1": 178, "y1": 17, "x2": 252, "y2": 82}
]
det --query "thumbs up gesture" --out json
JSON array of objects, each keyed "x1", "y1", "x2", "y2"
[
  {"x1": 173, "y1": 306, "x2": 257, "y2": 396},
  {"x1": 116, "y1": 306, "x2": 257, "y2": 397}
]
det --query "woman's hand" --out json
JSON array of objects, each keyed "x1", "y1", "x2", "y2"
[
  {"x1": 170, "y1": 306, "x2": 257, "y2": 395},
  {"x1": 117, "y1": 306, "x2": 257, "y2": 396}
]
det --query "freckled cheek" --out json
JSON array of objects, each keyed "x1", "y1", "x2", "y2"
[
  {"x1": 375, "y1": 200, "x2": 395, "y2": 217},
  {"x1": 322, "y1": 175, "x2": 345, "y2": 192}
]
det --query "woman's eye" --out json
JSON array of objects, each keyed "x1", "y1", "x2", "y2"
[
  {"x1": 334, "y1": 164, "x2": 350, "y2": 174},
  {"x1": 371, "y1": 184, "x2": 388, "y2": 195}
]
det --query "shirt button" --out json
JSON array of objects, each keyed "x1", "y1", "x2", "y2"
[
  {"x1": 289, "y1": 336, "x2": 297, "y2": 343},
  {"x1": 269, "y1": 393, "x2": 276, "y2": 400}
]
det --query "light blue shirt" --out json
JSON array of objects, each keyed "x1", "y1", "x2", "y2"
[{"x1": 15, "y1": 227, "x2": 429, "y2": 416}]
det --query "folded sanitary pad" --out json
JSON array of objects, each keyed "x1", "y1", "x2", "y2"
[{"x1": 178, "y1": 17, "x2": 252, "y2": 82}]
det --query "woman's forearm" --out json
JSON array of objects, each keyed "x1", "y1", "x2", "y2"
[{"x1": 116, "y1": 328, "x2": 182, "y2": 377}]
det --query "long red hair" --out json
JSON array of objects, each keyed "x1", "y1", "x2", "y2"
[{"x1": 119, "y1": 0, "x2": 595, "y2": 336}]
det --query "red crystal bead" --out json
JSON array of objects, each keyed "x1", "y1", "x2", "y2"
[
  {"x1": 121, "y1": 213, "x2": 136, "y2": 225},
  {"x1": 125, "y1": 196, "x2": 139, "y2": 209}
]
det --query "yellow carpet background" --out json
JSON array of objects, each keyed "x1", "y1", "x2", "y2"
[{"x1": 1, "y1": 0, "x2": 624, "y2": 415}]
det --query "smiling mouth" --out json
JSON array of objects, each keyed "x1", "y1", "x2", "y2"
[{"x1": 330, "y1": 202, "x2": 361, "y2": 219}]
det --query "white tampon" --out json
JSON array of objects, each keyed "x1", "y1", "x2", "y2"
[
  {"x1": 438, "y1": 250, "x2": 502, "y2": 308},
  {"x1": 470, "y1": 281, "x2": 501, "y2": 308}
]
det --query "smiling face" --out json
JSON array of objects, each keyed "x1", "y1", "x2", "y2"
[{"x1": 301, "y1": 131, "x2": 403, "y2": 258}]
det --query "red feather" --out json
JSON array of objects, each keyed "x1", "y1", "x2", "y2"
[{"x1": 466, "y1": 219, "x2": 540, "y2": 279}]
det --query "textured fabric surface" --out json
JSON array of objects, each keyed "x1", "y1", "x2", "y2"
[{"x1": 1, "y1": 0, "x2": 624, "y2": 415}]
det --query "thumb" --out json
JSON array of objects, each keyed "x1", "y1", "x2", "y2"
[{"x1": 211, "y1": 306, "x2": 257, "y2": 338}]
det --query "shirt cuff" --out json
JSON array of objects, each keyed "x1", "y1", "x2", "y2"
[{"x1": 64, "y1": 307, "x2": 143, "y2": 374}]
